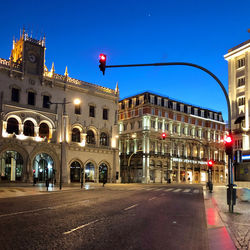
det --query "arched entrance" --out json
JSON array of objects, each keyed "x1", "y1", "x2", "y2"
[
  {"x1": 85, "y1": 162, "x2": 95, "y2": 182},
  {"x1": 0, "y1": 151, "x2": 23, "y2": 181},
  {"x1": 99, "y1": 163, "x2": 108, "y2": 183},
  {"x1": 70, "y1": 161, "x2": 81, "y2": 182},
  {"x1": 33, "y1": 153, "x2": 54, "y2": 182}
]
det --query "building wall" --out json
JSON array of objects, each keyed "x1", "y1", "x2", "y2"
[
  {"x1": 0, "y1": 33, "x2": 120, "y2": 184},
  {"x1": 118, "y1": 92, "x2": 227, "y2": 184},
  {"x1": 225, "y1": 40, "x2": 250, "y2": 181}
]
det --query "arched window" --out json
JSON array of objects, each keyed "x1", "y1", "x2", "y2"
[
  {"x1": 100, "y1": 132, "x2": 108, "y2": 146},
  {"x1": 86, "y1": 130, "x2": 95, "y2": 144},
  {"x1": 23, "y1": 120, "x2": 34, "y2": 136},
  {"x1": 39, "y1": 123, "x2": 49, "y2": 138},
  {"x1": 70, "y1": 161, "x2": 81, "y2": 182},
  {"x1": 72, "y1": 128, "x2": 81, "y2": 142},
  {"x1": 6, "y1": 118, "x2": 19, "y2": 135}
]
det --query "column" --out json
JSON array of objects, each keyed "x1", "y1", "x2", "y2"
[
  {"x1": 169, "y1": 122, "x2": 173, "y2": 135},
  {"x1": 185, "y1": 164, "x2": 188, "y2": 183},
  {"x1": 169, "y1": 159, "x2": 173, "y2": 182},
  {"x1": 10, "y1": 157, "x2": 16, "y2": 181},
  {"x1": 177, "y1": 123, "x2": 181, "y2": 136},
  {"x1": 34, "y1": 126, "x2": 39, "y2": 137},
  {"x1": 177, "y1": 161, "x2": 180, "y2": 183},
  {"x1": 142, "y1": 135, "x2": 146, "y2": 183},
  {"x1": 134, "y1": 139, "x2": 137, "y2": 153},
  {"x1": 126, "y1": 139, "x2": 130, "y2": 155}
]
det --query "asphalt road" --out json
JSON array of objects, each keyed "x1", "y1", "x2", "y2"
[{"x1": 0, "y1": 184, "x2": 208, "y2": 250}]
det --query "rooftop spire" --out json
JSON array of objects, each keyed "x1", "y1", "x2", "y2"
[
  {"x1": 115, "y1": 81, "x2": 119, "y2": 95},
  {"x1": 64, "y1": 66, "x2": 68, "y2": 77},
  {"x1": 51, "y1": 62, "x2": 55, "y2": 74}
]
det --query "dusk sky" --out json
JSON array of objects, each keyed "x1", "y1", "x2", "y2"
[{"x1": 1, "y1": 0, "x2": 250, "y2": 121}]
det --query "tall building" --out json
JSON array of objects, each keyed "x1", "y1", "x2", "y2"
[
  {"x1": 224, "y1": 39, "x2": 250, "y2": 181},
  {"x1": 118, "y1": 92, "x2": 226, "y2": 184},
  {"x1": 0, "y1": 31, "x2": 120, "y2": 184}
]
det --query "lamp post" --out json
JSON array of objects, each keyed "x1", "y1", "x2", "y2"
[{"x1": 49, "y1": 98, "x2": 81, "y2": 190}]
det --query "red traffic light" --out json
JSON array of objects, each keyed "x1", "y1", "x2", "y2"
[
  {"x1": 99, "y1": 54, "x2": 107, "y2": 75},
  {"x1": 207, "y1": 160, "x2": 214, "y2": 167},
  {"x1": 224, "y1": 135, "x2": 233, "y2": 144},
  {"x1": 99, "y1": 54, "x2": 106, "y2": 61},
  {"x1": 33, "y1": 169, "x2": 35, "y2": 173},
  {"x1": 224, "y1": 135, "x2": 233, "y2": 155},
  {"x1": 161, "y1": 132, "x2": 167, "y2": 139}
]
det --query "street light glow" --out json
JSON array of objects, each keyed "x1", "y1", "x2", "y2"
[{"x1": 74, "y1": 98, "x2": 81, "y2": 105}]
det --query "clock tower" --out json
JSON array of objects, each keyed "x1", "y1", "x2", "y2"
[{"x1": 11, "y1": 30, "x2": 45, "y2": 77}]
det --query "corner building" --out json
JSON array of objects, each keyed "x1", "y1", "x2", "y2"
[
  {"x1": 224, "y1": 39, "x2": 250, "y2": 181},
  {"x1": 0, "y1": 32, "x2": 120, "y2": 184},
  {"x1": 118, "y1": 92, "x2": 227, "y2": 184}
]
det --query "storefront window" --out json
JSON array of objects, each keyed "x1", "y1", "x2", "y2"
[{"x1": 0, "y1": 151, "x2": 23, "y2": 181}]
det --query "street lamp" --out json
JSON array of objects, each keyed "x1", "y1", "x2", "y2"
[{"x1": 49, "y1": 98, "x2": 81, "y2": 190}]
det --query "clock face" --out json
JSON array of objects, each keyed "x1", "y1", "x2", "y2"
[{"x1": 28, "y1": 53, "x2": 36, "y2": 63}]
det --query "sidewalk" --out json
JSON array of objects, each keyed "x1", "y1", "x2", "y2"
[
  {"x1": 204, "y1": 185, "x2": 250, "y2": 250},
  {"x1": 0, "y1": 182, "x2": 104, "y2": 198}
]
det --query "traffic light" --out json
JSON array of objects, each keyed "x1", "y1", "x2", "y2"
[
  {"x1": 161, "y1": 132, "x2": 167, "y2": 140},
  {"x1": 99, "y1": 54, "x2": 106, "y2": 75},
  {"x1": 224, "y1": 134, "x2": 233, "y2": 155},
  {"x1": 207, "y1": 160, "x2": 214, "y2": 169}
]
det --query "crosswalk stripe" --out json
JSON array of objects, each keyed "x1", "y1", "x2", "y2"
[
  {"x1": 173, "y1": 189, "x2": 182, "y2": 192},
  {"x1": 183, "y1": 189, "x2": 191, "y2": 193},
  {"x1": 165, "y1": 188, "x2": 174, "y2": 192}
]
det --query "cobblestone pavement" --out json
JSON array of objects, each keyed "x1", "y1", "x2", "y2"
[{"x1": 212, "y1": 185, "x2": 250, "y2": 250}]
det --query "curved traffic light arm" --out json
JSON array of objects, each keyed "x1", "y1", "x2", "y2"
[
  {"x1": 104, "y1": 60, "x2": 234, "y2": 212},
  {"x1": 106, "y1": 62, "x2": 231, "y2": 131}
]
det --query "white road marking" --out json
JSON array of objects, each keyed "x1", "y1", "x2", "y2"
[
  {"x1": 183, "y1": 189, "x2": 191, "y2": 193},
  {"x1": 0, "y1": 207, "x2": 48, "y2": 218},
  {"x1": 165, "y1": 188, "x2": 174, "y2": 192},
  {"x1": 63, "y1": 219, "x2": 99, "y2": 235},
  {"x1": 124, "y1": 204, "x2": 138, "y2": 211},
  {"x1": 154, "y1": 189, "x2": 162, "y2": 191},
  {"x1": 173, "y1": 189, "x2": 182, "y2": 192},
  {"x1": 149, "y1": 197, "x2": 157, "y2": 201},
  {"x1": 0, "y1": 200, "x2": 89, "y2": 218},
  {"x1": 193, "y1": 189, "x2": 199, "y2": 193}
]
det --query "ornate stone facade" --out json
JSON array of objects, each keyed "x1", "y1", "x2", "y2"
[{"x1": 0, "y1": 31, "x2": 120, "y2": 184}]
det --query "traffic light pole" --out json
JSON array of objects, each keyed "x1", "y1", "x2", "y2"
[{"x1": 105, "y1": 61, "x2": 235, "y2": 212}]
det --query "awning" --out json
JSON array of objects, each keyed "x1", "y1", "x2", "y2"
[{"x1": 234, "y1": 116, "x2": 245, "y2": 124}]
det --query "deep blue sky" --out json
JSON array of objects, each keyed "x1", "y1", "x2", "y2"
[{"x1": 1, "y1": 0, "x2": 250, "y2": 121}]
